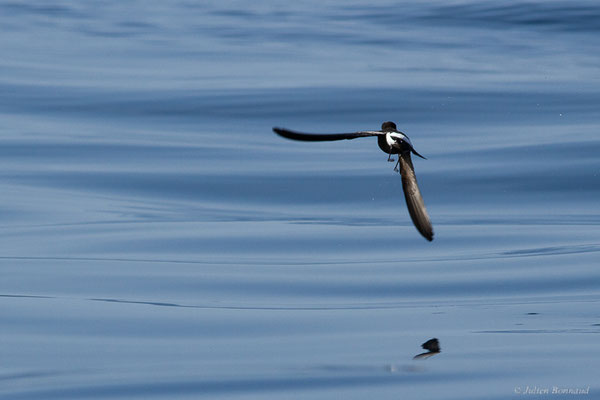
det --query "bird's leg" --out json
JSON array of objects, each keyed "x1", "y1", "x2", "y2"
[
  {"x1": 394, "y1": 158, "x2": 400, "y2": 173},
  {"x1": 387, "y1": 152, "x2": 395, "y2": 162}
]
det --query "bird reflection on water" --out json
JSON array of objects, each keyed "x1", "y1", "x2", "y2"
[{"x1": 413, "y1": 338, "x2": 441, "y2": 360}]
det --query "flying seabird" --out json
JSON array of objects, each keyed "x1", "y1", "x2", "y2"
[{"x1": 273, "y1": 121, "x2": 434, "y2": 241}]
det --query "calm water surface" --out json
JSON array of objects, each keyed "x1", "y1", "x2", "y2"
[{"x1": 1, "y1": 1, "x2": 599, "y2": 399}]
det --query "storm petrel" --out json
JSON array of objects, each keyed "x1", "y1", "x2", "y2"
[{"x1": 273, "y1": 121, "x2": 434, "y2": 241}]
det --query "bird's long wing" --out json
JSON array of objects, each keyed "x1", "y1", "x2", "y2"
[
  {"x1": 273, "y1": 127, "x2": 382, "y2": 142},
  {"x1": 399, "y1": 152, "x2": 434, "y2": 241}
]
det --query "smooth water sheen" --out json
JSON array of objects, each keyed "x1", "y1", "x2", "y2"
[{"x1": 1, "y1": 1, "x2": 599, "y2": 399}]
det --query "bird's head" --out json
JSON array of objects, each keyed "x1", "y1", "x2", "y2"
[{"x1": 381, "y1": 121, "x2": 397, "y2": 132}]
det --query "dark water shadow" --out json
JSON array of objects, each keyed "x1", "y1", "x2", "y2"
[
  {"x1": 0, "y1": 370, "x2": 60, "y2": 382},
  {"x1": 424, "y1": 2, "x2": 600, "y2": 32}
]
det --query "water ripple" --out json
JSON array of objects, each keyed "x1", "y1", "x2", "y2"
[
  {"x1": 5, "y1": 371, "x2": 473, "y2": 400},
  {"x1": 428, "y1": 2, "x2": 600, "y2": 32}
]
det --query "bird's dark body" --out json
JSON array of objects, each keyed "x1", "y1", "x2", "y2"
[{"x1": 377, "y1": 134, "x2": 411, "y2": 155}]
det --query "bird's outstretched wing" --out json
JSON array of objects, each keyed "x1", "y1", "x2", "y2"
[
  {"x1": 398, "y1": 152, "x2": 434, "y2": 241},
  {"x1": 273, "y1": 127, "x2": 383, "y2": 142}
]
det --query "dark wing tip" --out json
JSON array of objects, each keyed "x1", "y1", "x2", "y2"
[
  {"x1": 419, "y1": 223, "x2": 434, "y2": 241},
  {"x1": 273, "y1": 127, "x2": 305, "y2": 141}
]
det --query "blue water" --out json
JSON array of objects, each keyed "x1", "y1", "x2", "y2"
[{"x1": 1, "y1": 1, "x2": 599, "y2": 399}]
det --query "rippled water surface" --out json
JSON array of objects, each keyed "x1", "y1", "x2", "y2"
[{"x1": 1, "y1": 1, "x2": 599, "y2": 399}]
